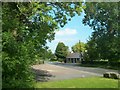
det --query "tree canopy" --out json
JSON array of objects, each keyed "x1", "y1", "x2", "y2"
[
  {"x1": 55, "y1": 42, "x2": 69, "y2": 60},
  {"x1": 71, "y1": 41, "x2": 86, "y2": 53},
  {"x1": 2, "y1": 2, "x2": 84, "y2": 88},
  {"x1": 83, "y1": 2, "x2": 120, "y2": 62}
]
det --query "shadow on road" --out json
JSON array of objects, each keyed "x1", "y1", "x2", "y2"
[{"x1": 32, "y1": 68, "x2": 55, "y2": 82}]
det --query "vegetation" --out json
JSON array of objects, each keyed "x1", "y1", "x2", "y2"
[
  {"x1": 2, "y1": 2, "x2": 83, "y2": 88},
  {"x1": 103, "y1": 72, "x2": 119, "y2": 79},
  {"x1": 35, "y1": 77, "x2": 118, "y2": 88},
  {"x1": 2, "y1": 2, "x2": 119, "y2": 88},
  {"x1": 82, "y1": 2, "x2": 120, "y2": 63},
  {"x1": 55, "y1": 42, "x2": 69, "y2": 62},
  {"x1": 42, "y1": 48, "x2": 54, "y2": 60},
  {"x1": 80, "y1": 60, "x2": 119, "y2": 70},
  {"x1": 72, "y1": 41, "x2": 86, "y2": 53}
]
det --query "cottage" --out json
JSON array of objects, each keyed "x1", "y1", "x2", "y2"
[{"x1": 65, "y1": 52, "x2": 81, "y2": 63}]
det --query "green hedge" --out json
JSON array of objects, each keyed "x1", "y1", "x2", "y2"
[{"x1": 82, "y1": 61, "x2": 120, "y2": 66}]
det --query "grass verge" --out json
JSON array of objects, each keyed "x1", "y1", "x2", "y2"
[{"x1": 34, "y1": 77, "x2": 118, "y2": 88}]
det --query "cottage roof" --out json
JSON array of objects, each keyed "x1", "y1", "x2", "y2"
[{"x1": 66, "y1": 52, "x2": 80, "y2": 58}]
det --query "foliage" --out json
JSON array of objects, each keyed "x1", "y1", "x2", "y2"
[
  {"x1": 55, "y1": 42, "x2": 69, "y2": 61},
  {"x1": 43, "y1": 49, "x2": 54, "y2": 60},
  {"x1": 71, "y1": 41, "x2": 87, "y2": 62},
  {"x1": 35, "y1": 77, "x2": 118, "y2": 88},
  {"x1": 85, "y1": 39, "x2": 100, "y2": 61},
  {"x1": 50, "y1": 54, "x2": 57, "y2": 61},
  {"x1": 71, "y1": 41, "x2": 86, "y2": 53},
  {"x1": 2, "y1": 2, "x2": 83, "y2": 88},
  {"x1": 83, "y1": 2, "x2": 120, "y2": 62},
  {"x1": 80, "y1": 60, "x2": 119, "y2": 70}
]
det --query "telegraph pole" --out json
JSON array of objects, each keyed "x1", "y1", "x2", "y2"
[
  {"x1": 79, "y1": 40, "x2": 81, "y2": 53},
  {"x1": 79, "y1": 40, "x2": 84, "y2": 63}
]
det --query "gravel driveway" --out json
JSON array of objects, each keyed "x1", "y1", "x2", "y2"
[{"x1": 31, "y1": 63, "x2": 118, "y2": 82}]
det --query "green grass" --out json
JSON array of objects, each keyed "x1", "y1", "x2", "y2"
[{"x1": 35, "y1": 77, "x2": 118, "y2": 88}]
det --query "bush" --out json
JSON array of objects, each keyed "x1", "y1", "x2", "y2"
[
  {"x1": 103, "y1": 72, "x2": 119, "y2": 79},
  {"x1": 110, "y1": 72, "x2": 119, "y2": 79},
  {"x1": 50, "y1": 58, "x2": 57, "y2": 61},
  {"x1": 58, "y1": 58, "x2": 64, "y2": 62},
  {"x1": 103, "y1": 73, "x2": 110, "y2": 78}
]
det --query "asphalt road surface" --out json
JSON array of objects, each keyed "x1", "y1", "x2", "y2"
[{"x1": 32, "y1": 62, "x2": 118, "y2": 82}]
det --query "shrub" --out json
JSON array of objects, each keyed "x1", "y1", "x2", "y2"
[
  {"x1": 50, "y1": 58, "x2": 57, "y2": 61},
  {"x1": 103, "y1": 72, "x2": 110, "y2": 78},
  {"x1": 110, "y1": 72, "x2": 119, "y2": 79},
  {"x1": 58, "y1": 58, "x2": 64, "y2": 62},
  {"x1": 103, "y1": 72, "x2": 120, "y2": 79}
]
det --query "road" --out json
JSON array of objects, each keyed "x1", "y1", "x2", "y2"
[
  {"x1": 32, "y1": 62, "x2": 118, "y2": 82},
  {"x1": 49, "y1": 62, "x2": 118, "y2": 75}
]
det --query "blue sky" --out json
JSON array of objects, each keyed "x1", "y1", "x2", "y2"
[{"x1": 47, "y1": 12, "x2": 93, "y2": 53}]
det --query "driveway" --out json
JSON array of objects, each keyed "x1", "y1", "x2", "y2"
[
  {"x1": 31, "y1": 63, "x2": 118, "y2": 82},
  {"x1": 49, "y1": 62, "x2": 118, "y2": 75}
]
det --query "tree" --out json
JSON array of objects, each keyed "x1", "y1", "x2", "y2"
[
  {"x1": 83, "y1": 2, "x2": 120, "y2": 62},
  {"x1": 2, "y1": 2, "x2": 84, "y2": 88},
  {"x1": 55, "y1": 42, "x2": 69, "y2": 61},
  {"x1": 85, "y1": 38, "x2": 100, "y2": 62},
  {"x1": 71, "y1": 41, "x2": 87, "y2": 62},
  {"x1": 45, "y1": 49, "x2": 54, "y2": 60},
  {"x1": 71, "y1": 41, "x2": 86, "y2": 53}
]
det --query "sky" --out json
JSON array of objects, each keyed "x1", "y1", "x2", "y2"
[{"x1": 47, "y1": 12, "x2": 93, "y2": 53}]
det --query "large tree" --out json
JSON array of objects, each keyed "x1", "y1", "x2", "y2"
[
  {"x1": 55, "y1": 42, "x2": 69, "y2": 61},
  {"x1": 2, "y1": 2, "x2": 84, "y2": 88},
  {"x1": 71, "y1": 41, "x2": 86, "y2": 53},
  {"x1": 83, "y1": 2, "x2": 120, "y2": 62}
]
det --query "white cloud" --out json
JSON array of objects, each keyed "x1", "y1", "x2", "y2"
[
  {"x1": 55, "y1": 38, "x2": 74, "y2": 42},
  {"x1": 47, "y1": 28, "x2": 78, "y2": 53},
  {"x1": 53, "y1": 28, "x2": 78, "y2": 46},
  {"x1": 55, "y1": 28, "x2": 77, "y2": 36}
]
